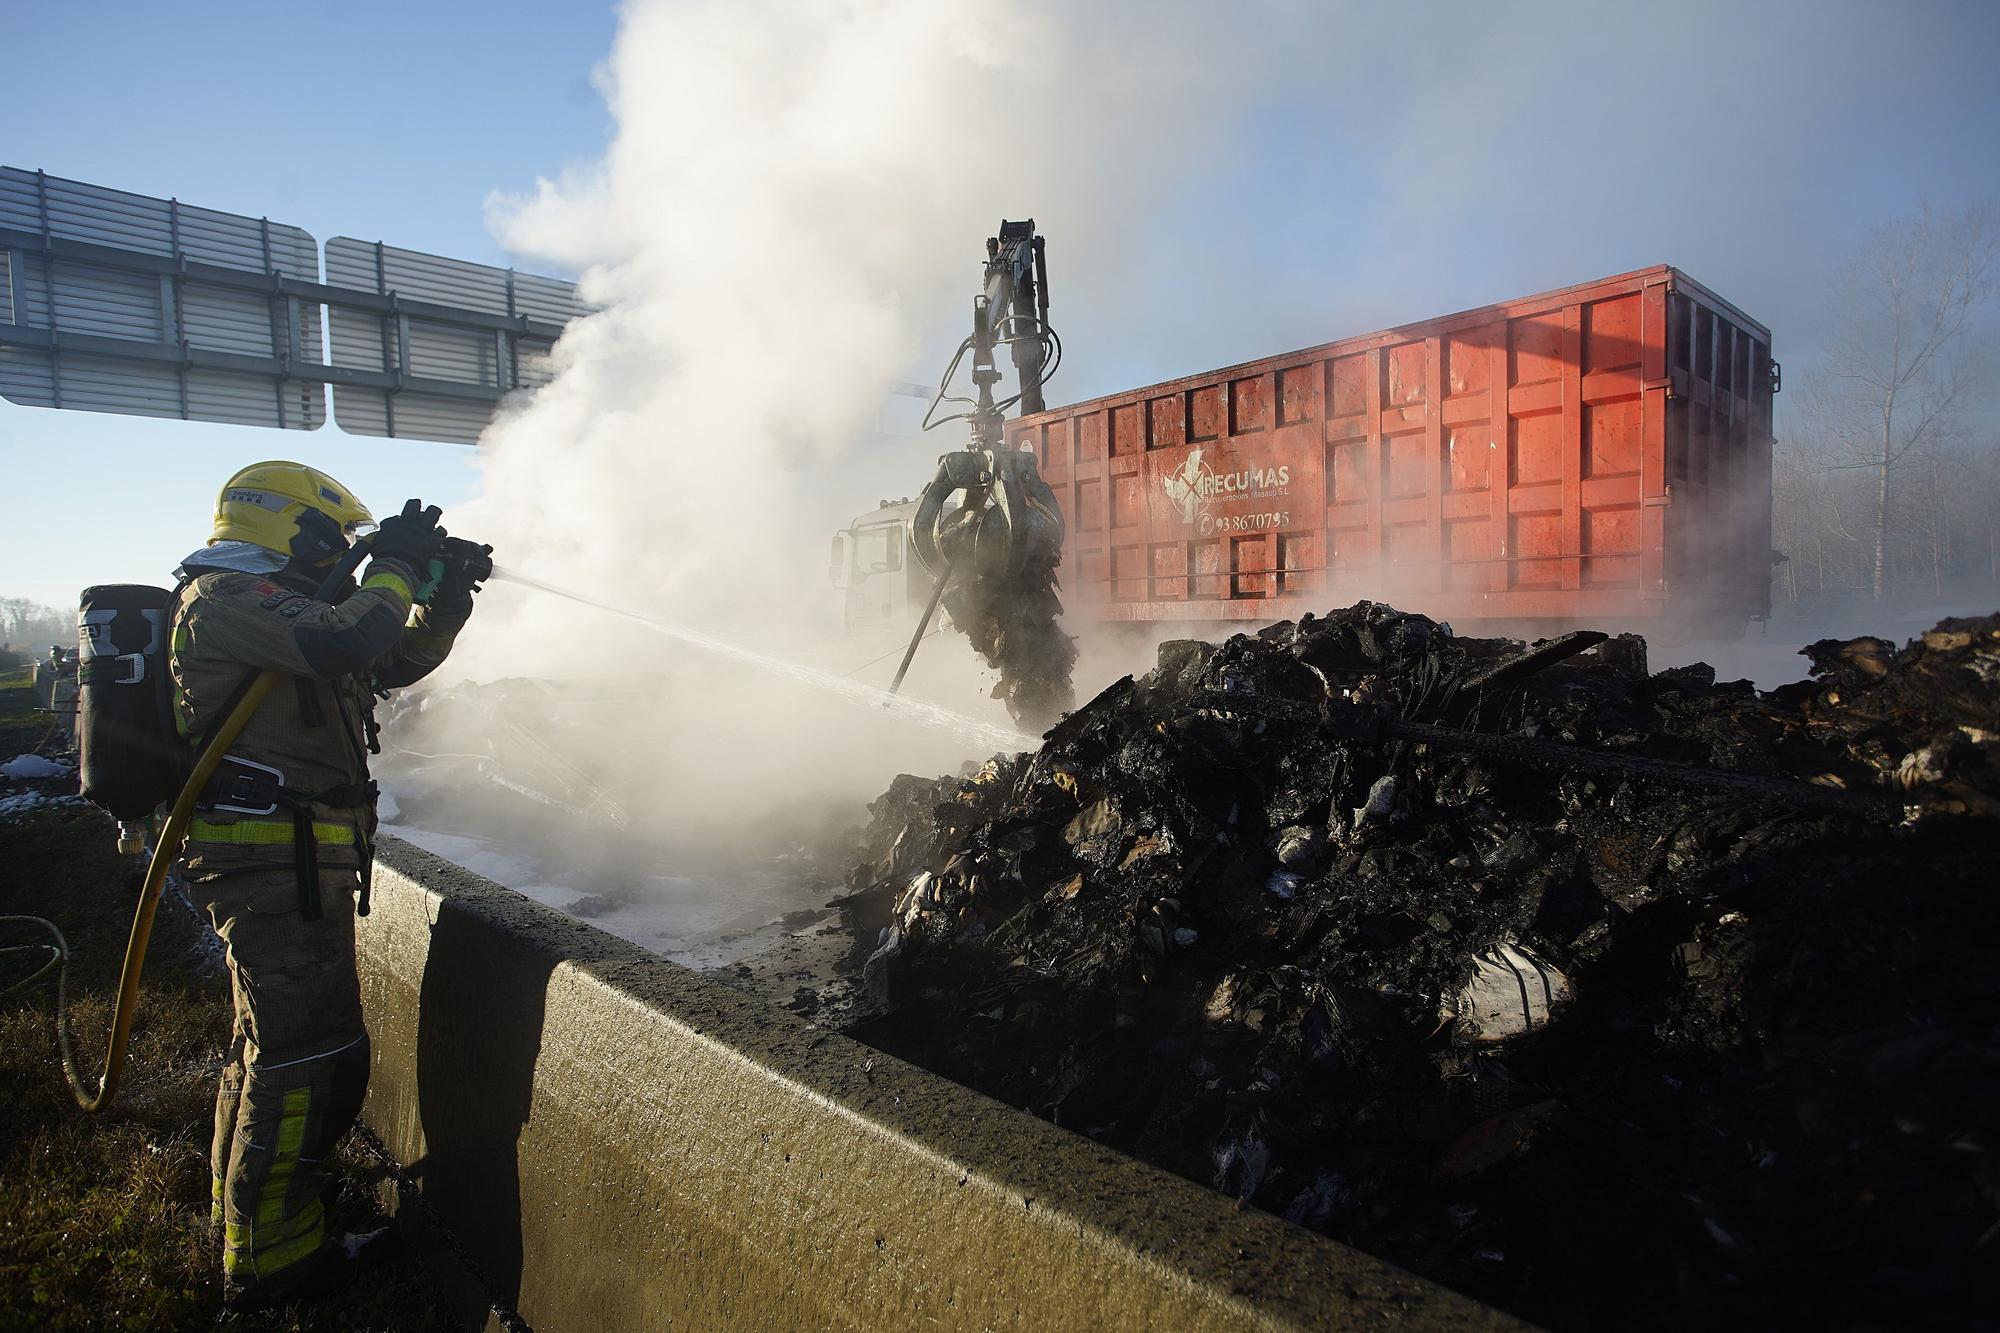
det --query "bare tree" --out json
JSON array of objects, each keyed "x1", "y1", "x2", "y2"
[
  {"x1": 0, "y1": 596, "x2": 71, "y2": 652},
  {"x1": 1973, "y1": 434, "x2": 2000, "y2": 588},
  {"x1": 1776, "y1": 383, "x2": 1884, "y2": 604},
  {"x1": 1820, "y1": 204, "x2": 1997, "y2": 598},
  {"x1": 1771, "y1": 431, "x2": 1859, "y2": 603}
]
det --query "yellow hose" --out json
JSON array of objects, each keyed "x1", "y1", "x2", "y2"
[{"x1": 65, "y1": 670, "x2": 280, "y2": 1113}]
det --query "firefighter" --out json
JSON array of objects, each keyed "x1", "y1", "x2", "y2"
[{"x1": 170, "y1": 460, "x2": 490, "y2": 1311}]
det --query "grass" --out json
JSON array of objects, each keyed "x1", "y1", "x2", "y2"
[{"x1": 0, "y1": 667, "x2": 458, "y2": 1330}]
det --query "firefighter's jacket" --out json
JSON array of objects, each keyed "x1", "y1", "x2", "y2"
[{"x1": 170, "y1": 559, "x2": 466, "y2": 835}]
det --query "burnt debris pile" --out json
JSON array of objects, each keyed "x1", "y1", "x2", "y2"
[{"x1": 841, "y1": 603, "x2": 2000, "y2": 1330}]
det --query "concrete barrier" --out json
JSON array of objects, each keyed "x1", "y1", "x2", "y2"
[{"x1": 357, "y1": 834, "x2": 1525, "y2": 1332}]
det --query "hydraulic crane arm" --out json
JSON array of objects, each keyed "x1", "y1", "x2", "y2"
[
  {"x1": 984, "y1": 220, "x2": 1052, "y2": 417},
  {"x1": 891, "y1": 220, "x2": 1075, "y2": 732}
]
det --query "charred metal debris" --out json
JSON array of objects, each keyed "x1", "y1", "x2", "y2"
[
  {"x1": 840, "y1": 602, "x2": 2000, "y2": 1330},
  {"x1": 937, "y1": 548, "x2": 1076, "y2": 735}
]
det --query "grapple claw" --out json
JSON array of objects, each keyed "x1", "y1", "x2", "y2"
[{"x1": 914, "y1": 447, "x2": 1064, "y2": 584}]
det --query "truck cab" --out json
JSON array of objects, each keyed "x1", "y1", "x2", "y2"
[{"x1": 830, "y1": 498, "x2": 931, "y2": 638}]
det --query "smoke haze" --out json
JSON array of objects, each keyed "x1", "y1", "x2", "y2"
[{"x1": 380, "y1": 0, "x2": 1998, "y2": 935}]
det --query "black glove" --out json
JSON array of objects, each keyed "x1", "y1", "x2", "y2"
[
  {"x1": 433, "y1": 537, "x2": 494, "y2": 615},
  {"x1": 368, "y1": 499, "x2": 446, "y2": 575}
]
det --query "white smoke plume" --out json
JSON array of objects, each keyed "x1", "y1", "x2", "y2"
[
  {"x1": 409, "y1": 0, "x2": 1286, "y2": 870},
  {"x1": 464, "y1": 0, "x2": 1263, "y2": 617}
]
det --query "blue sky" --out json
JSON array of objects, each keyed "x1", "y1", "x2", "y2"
[
  {"x1": 1, "y1": 1, "x2": 617, "y2": 609},
  {"x1": 4, "y1": 0, "x2": 1998, "y2": 614}
]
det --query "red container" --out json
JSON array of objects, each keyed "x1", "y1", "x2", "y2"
[{"x1": 1006, "y1": 266, "x2": 1775, "y2": 634}]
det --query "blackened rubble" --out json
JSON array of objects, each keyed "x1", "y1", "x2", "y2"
[{"x1": 839, "y1": 602, "x2": 2000, "y2": 1331}]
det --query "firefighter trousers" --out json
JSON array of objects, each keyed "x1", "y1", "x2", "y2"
[{"x1": 189, "y1": 849, "x2": 369, "y2": 1290}]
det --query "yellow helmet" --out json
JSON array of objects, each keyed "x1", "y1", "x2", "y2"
[{"x1": 211, "y1": 461, "x2": 375, "y2": 563}]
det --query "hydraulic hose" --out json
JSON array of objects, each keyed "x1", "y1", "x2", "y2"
[{"x1": 47, "y1": 541, "x2": 370, "y2": 1113}]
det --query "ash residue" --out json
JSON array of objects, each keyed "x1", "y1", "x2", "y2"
[{"x1": 840, "y1": 602, "x2": 2000, "y2": 1330}]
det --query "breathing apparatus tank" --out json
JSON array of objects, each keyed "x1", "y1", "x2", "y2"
[{"x1": 76, "y1": 584, "x2": 185, "y2": 852}]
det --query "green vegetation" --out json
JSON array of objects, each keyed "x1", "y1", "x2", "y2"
[{"x1": 0, "y1": 672, "x2": 453, "y2": 1330}]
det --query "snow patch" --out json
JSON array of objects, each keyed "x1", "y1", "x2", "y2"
[
  {"x1": 0, "y1": 789, "x2": 85, "y2": 816},
  {"x1": 2, "y1": 754, "x2": 73, "y2": 779}
]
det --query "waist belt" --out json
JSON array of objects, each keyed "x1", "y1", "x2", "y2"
[
  {"x1": 196, "y1": 755, "x2": 380, "y2": 921},
  {"x1": 199, "y1": 757, "x2": 376, "y2": 816}
]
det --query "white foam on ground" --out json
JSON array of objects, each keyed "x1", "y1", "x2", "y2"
[
  {"x1": 380, "y1": 825, "x2": 569, "y2": 902},
  {"x1": 381, "y1": 819, "x2": 815, "y2": 972}
]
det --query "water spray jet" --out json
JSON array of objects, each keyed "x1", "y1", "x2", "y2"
[{"x1": 487, "y1": 566, "x2": 1035, "y2": 753}]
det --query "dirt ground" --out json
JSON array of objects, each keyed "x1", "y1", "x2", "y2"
[{"x1": 0, "y1": 666, "x2": 456, "y2": 1332}]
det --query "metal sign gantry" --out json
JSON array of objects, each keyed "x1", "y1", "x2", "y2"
[
  {"x1": 324, "y1": 237, "x2": 575, "y2": 444},
  {"x1": 0, "y1": 167, "x2": 581, "y2": 443}
]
